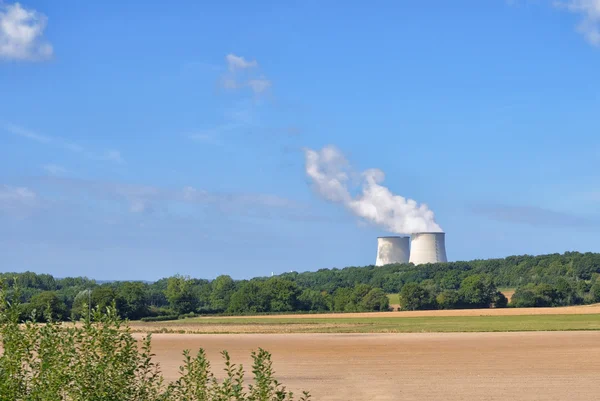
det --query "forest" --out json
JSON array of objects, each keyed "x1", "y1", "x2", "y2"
[{"x1": 2, "y1": 251, "x2": 600, "y2": 321}]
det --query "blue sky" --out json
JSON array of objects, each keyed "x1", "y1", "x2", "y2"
[{"x1": 1, "y1": 0, "x2": 599, "y2": 281}]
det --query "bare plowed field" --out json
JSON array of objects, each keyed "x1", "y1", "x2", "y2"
[{"x1": 145, "y1": 331, "x2": 600, "y2": 401}]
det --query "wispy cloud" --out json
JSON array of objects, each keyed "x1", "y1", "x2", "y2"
[
  {"x1": 0, "y1": 184, "x2": 39, "y2": 217},
  {"x1": 0, "y1": 2, "x2": 53, "y2": 61},
  {"x1": 471, "y1": 203, "x2": 600, "y2": 228},
  {"x1": 187, "y1": 121, "x2": 242, "y2": 145},
  {"x1": 188, "y1": 54, "x2": 296, "y2": 149},
  {"x1": 247, "y1": 77, "x2": 272, "y2": 94},
  {"x1": 3, "y1": 122, "x2": 125, "y2": 164},
  {"x1": 186, "y1": 101, "x2": 259, "y2": 145},
  {"x1": 104, "y1": 150, "x2": 124, "y2": 164},
  {"x1": 226, "y1": 54, "x2": 258, "y2": 70},
  {"x1": 33, "y1": 176, "x2": 304, "y2": 218},
  {"x1": 4, "y1": 122, "x2": 51, "y2": 143},
  {"x1": 554, "y1": 0, "x2": 600, "y2": 46},
  {"x1": 188, "y1": 132, "x2": 221, "y2": 145},
  {"x1": 42, "y1": 164, "x2": 67, "y2": 176},
  {"x1": 220, "y1": 53, "x2": 272, "y2": 95}
]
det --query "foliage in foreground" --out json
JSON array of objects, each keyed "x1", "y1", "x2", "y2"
[{"x1": 0, "y1": 285, "x2": 311, "y2": 401}]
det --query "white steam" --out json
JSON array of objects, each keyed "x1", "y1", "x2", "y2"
[{"x1": 304, "y1": 145, "x2": 442, "y2": 234}]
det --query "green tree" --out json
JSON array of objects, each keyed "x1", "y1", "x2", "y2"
[
  {"x1": 436, "y1": 289, "x2": 461, "y2": 309},
  {"x1": 494, "y1": 291, "x2": 508, "y2": 308},
  {"x1": 590, "y1": 281, "x2": 600, "y2": 303},
  {"x1": 458, "y1": 274, "x2": 497, "y2": 308},
  {"x1": 554, "y1": 278, "x2": 581, "y2": 306},
  {"x1": 265, "y1": 278, "x2": 301, "y2": 312},
  {"x1": 510, "y1": 287, "x2": 537, "y2": 308},
  {"x1": 165, "y1": 275, "x2": 199, "y2": 315},
  {"x1": 209, "y1": 275, "x2": 236, "y2": 312},
  {"x1": 332, "y1": 287, "x2": 354, "y2": 312},
  {"x1": 227, "y1": 281, "x2": 269, "y2": 314},
  {"x1": 70, "y1": 289, "x2": 93, "y2": 320},
  {"x1": 360, "y1": 288, "x2": 390, "y2": 311},
  {"x1": 118, "y1": 281, "x2": 149, "y2": 320},
  {"x1": 28, "y1": 291, "x2": 67, "y2": 322},
  {"x1": 91, "y1": 286, "x2": 125, "y2": 314},
  {"x1": 298, "y1": 289, "x2": 331, "y2": 311},
  {"x1": 440, "y1": 270, "x2": 464, "y2": 290},
  {"x1": 399, "y1": 283, "x2": 437, "y2": 311}
]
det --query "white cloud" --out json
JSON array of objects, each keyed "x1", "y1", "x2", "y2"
[
  {"x1": 221, "y1": 53, "x2": 271, "y2": 95},
  {"x1": 555, "y1": 0, "x2": 600, "y2": 46},
  {"x1": 226, "y1": 53, "x2": 258, "y2": 71},
  {"x1": 304, "y1": 145, "x2": 443, "y2": 234},
  {"x1": 42, "y1": 164, "x2": 67, "y2": 175},
  {"x1": 0, "y1": 2, "x2": 53, "y2": 61}
]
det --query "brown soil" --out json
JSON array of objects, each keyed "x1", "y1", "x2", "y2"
[{"x1": 145, "y1": 331, "x2": 600, "y2": 401}]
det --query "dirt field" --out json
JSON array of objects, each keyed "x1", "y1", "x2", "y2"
[{"x1": 145, "y1": 331, "x2": 600, "y2": 401}]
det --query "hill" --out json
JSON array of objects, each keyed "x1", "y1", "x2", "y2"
[{"x1": 1, "y1": 251, "x2": 599, "y2": 320}]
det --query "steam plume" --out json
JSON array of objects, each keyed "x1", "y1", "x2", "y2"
[{"x1": 304, "y1": 145, "x2": 442, "y2": 234}]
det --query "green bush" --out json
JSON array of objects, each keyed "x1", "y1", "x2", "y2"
[
  {"x1": 178, "y1": 312, "x2": 197, "y2": 319},
  {"x1": 0, "y1": 284, "x2": 311, "y2": 401},
  {"x1": 140, "y1": 314, "x2": 180, "y2": 322}
]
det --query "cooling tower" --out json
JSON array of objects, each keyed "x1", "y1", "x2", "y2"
[
  {"x1": 376, "y1": 236, "x2": 410, "y2": 266},
  {"x1": 408, "y1": 232, "x2": 447, "y2": 265}
]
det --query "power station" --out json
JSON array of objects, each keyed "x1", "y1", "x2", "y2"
[
  {"x1": 375, "y1": 236, "x2": 410, "y2": 266},
  {"x1": 375, "y1": 232, "x2": 447, "y2": 266}
]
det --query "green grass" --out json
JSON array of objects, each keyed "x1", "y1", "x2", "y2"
[
  {"x1": 137, "y1": 314, "x2": 600, "y2": 334},
  {"x1": 386, "y1": 294, "x2": 399, "y2": 304}
]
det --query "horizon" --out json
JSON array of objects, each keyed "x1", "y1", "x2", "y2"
[
  {"x1": 1, "y1": 1, "x2": 599, "y2": 281},
  {"x1": 4, "y1": 248, "x2": 595, "y2": 283}
]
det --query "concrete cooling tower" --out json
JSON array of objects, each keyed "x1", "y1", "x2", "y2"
[
  {"x1": 375, "y1": 236, "x2": 410, "y2": 266},
  {"x1": 408, "y1": 232, "x2": 447, "y2": 265}
]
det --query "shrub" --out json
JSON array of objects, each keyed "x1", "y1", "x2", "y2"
[
  {"x1": 0, "y1": 284, "x2": 311, "y2": 401},
  {"x1": 178, "y1": 311, "x2": 197, "y2": 319},
  {"x1": 140, "y1": 314, "x2": 180, "y2": 322}
]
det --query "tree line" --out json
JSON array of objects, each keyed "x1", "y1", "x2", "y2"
[{"x1": 2, "y1": 251, "x2": 600, "y2": 320}]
